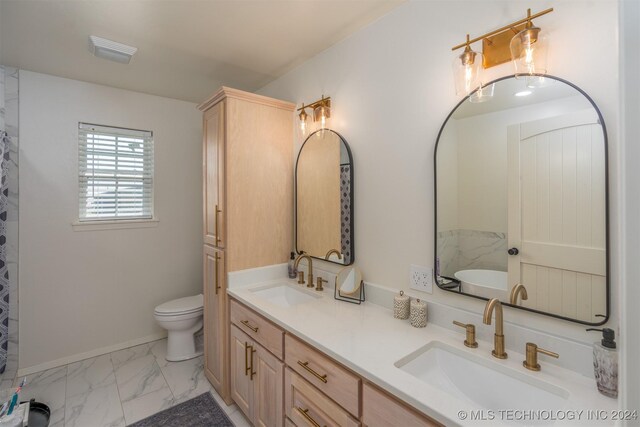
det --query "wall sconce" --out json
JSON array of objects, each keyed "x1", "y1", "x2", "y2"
[
  {"x1": 451, "y1": 7, "x2": 553, "y2": 98},
  {"x1": 298, "y1": 95, "x2": 331, "y2": 133}
]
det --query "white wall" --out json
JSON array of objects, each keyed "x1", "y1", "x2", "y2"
[
  {"x1": 619, "y1": 0, "x2": 640, "y2": 413},
  {"x1": 19, "y1": 71, "x2": 202, "y2": 372},
  {"x1": 259, "y1": 0, "x2": 619, "y2": 345}
]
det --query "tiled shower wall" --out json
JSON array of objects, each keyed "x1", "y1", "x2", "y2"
[
  {"x1": 0, "y1": 66, "x2": 19, "y2": 382},
  {"x1": 437, "y1": 229, "x2": 506, "y2": 278}
]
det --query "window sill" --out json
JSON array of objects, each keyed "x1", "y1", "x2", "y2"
[{"x1": 72, "y1": 218, "x2": 159, "y2": 232}]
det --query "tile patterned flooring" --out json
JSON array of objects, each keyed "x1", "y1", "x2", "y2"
[{"x1": 3, "y1": 338, "x2": 251, "y2": 427}]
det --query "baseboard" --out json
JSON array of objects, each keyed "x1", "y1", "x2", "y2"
[{"x1": 17, "y1": 332, "x2": 167, "y2": 377}]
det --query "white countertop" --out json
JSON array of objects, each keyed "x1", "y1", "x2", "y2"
[{"x1": 228, "y1": 277, "x2": 618, "y2": 426}]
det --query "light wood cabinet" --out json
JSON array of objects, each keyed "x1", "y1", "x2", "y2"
[
  {"x1": 203, "y1": 101, "x2": 225, "y2": 248},
  {"x1": 203, "y1": 245, "x2": 225, "y2": 391},
  {"x1": 285, "y1": 368, "x2": 360, "y2": 427},
  {"x1": 231, "y1": 324, "x2": 284, "y2": 427},
  {"x1": 362, "y1": 383, "x2": 440, "y2": 427},
  {"x1": 199, "y1": 87, "x2": 295, "y2": 403}
]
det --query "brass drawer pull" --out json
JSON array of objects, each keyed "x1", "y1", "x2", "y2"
[
  {"x1": 214, "y1": 252, "x2": 221, "y2": 295},
  {"x1": 240, "y1": 320, "x2": 259, "y2": 333},
  {"x1": 297, "y1": 361, "x2": 328, "y2": 383},
  {"x1": 244, "y1": 342, "x2": 252, "y2": 376},
  {"x1": 296, "y1": 407, "x2": 325, "y2": 427},
  {"x1": 249, "y1": 346, "x2": 256, "y2": 380},
  {"x1": 214, "y1": 204, "x2": 222, "y2": 244}
]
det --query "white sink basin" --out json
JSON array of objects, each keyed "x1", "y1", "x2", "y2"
[
  {"x1": 250, "y1": 283, "x2": 321, "y2": 308},
  {"x1": 396, "y1": 342, "x2": 569, "y2": 421}
]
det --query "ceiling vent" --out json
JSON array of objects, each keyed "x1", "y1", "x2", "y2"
[{"x1": 89, "y1": 36, "x2": 137, "y2": 64}]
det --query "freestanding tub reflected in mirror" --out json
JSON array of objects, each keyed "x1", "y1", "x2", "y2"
[{"x1": 455, "y1": 269, "x2": 508, "y2": 301}]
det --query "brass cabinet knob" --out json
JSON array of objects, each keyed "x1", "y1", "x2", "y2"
[
  {"x1": 523, "y1": 342, "x2": 559, "y2": 371},
  {"x1": 453, "y1": 321, "x2": 478, "y2": 348}
]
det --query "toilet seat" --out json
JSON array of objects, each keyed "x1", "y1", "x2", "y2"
[{"x1": 154, "y1": 294, "x2": 203, "y2": 316}]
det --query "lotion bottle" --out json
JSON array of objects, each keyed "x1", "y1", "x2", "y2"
[{"x1": 586, "y1": 327, "x2": 618, "y2": 398}]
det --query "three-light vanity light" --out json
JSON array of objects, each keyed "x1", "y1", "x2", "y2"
[
  {"x1": 452, "y1": 8, "x2": 553, "y2": 102},
  {"x1": 298, "y1": 95, "x2": 331, "y2": 135}
]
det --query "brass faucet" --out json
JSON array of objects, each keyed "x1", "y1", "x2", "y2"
[
  {"x1": 483, "y1": 298, "x2": 508, "y2": 359},
  {"x1": 325, "y1": 249, "x2": 343, "y2": 260},
  {"x1": 509, "y1": 283, "x2": 528, "y2": 305},
  {"x1": 294, "y1": 253, "x2": 314, "y2": 287}
]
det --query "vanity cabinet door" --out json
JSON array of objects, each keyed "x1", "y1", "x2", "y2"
[
  {"x1": 204, "y1": 245, "x2": 226, "y2": 395},
  {"x1": 253, "y1": 343, "x2": 284, "y2": 427},
  {"x1": 203, "y1": 100, "x2": 225, "y2": 248},
  {"x1": 230, "y1": 325, "x2": 254, "y2": 421}
]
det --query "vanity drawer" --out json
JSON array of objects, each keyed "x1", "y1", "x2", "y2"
[
  {"x1": 285, "y1": 417, "x2": 296, "y2": 427},
  {"x1": 285, "y1": 368, "x2": 359, "y2": 427},
  {"x1": 362, "y1": 383, "x2": 441, "y2": 427},
  {"x1": 285, "y1": 334, "x2": 360, "y2": 417},
  {"x1": 230, "y1": 299, "x2": 284, "y2": 360}
]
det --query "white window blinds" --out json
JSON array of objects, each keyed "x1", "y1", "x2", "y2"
[{"x1": 79, "y1": 123, "x2": 154, "y2": 220}]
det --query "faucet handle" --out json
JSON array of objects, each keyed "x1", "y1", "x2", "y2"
[
  {"x1": 316, "y1": 277, "x2": 327, "y2": 292},
  {"x1": 453, "y1": 321, "x2": 478, "y2": 348},
  {"x1": 297, "y1": 271, "x2": 305, "y2": 285},
  {"x1": 523, "y1": 342, "x2": 559, "y2": 371}
]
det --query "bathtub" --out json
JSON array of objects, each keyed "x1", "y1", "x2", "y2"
[{"x1": 454, "y1": 269, "x2": 508, "y2": 301}]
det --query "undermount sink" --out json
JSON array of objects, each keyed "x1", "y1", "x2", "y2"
[
  {"x1": 396, "y1": 342, "x2": 569, "y2": 419},
  {"x1": 250, "y1": 283, "x2": 321, "y2": 308}
]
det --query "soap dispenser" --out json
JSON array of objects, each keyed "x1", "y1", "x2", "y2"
[
  {"x1": 288, "y1": 252, "x2": 297, "y2": 279},
  {"x1": 586, "y1": 328, "x2": 618, "y2": 398}
]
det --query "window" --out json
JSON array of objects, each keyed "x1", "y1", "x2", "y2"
[{"x1": 78, "y1": 123, "x2": 153, "y2": 221}]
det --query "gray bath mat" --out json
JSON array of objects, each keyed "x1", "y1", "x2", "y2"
[{"x1": 128, "y1": 392, "x2": 234, "y2": 427}]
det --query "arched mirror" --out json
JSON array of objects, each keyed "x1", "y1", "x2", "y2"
[
  {"x1": 296, "y1": 129, "x2": 354, "y2": 265},
  {"x1": 435, "y1": 75, "x2": 609, "y2": 325}
]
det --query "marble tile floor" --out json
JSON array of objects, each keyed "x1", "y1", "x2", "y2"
[{"x1": 2, "y1": 338, "x2": 251, "y2": 427}]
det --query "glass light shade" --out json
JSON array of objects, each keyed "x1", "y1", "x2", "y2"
[
  {"x1": 469, "y1": 83, "x2": 495, "y2": 103},
  {"x1": 313, "y1": 104, "x2": 330, "y2": 129},
  {"x1": 299, "y1": 109, "x2": 309, "y2": 135},
  {"x1": 453, "y1": 47, "x2": 483, "y2": 97},
  {"x1": 510, "y1": 24, "x2": 549, "y2": 78}
]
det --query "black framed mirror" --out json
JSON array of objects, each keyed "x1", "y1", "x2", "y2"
[
  {"x1": 296, "y1": 129, "x2": 354, "y2": 265},
  {"x1": 434, "y1": 74, "x2": 609, "y2": 325}
]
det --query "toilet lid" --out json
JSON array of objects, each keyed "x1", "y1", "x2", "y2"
[{"x1": 154, "y1": 294, "x2": 203, "y2": 315}]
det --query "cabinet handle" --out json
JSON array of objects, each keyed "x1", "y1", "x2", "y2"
[
  {"x1": 244, "y1": 342, "x2": 251, "y2": 376},
  {"x1": 215, "y1": 204, "x2": 222, "y2": 244},
  {"x1": 297, "y1": 361, "x2": 328, "y2": 383},
  {"x1": 296, "y1": 407, "x2": 325, "y2": 427},
  {"x1": 214, "y1": 252, "x2": 221, "y2": 295},
  {"x1": 249, "y1": 346, "x2": 256, "y2": 381},
  {"x1": 240, "y1": 320, "x2": 259, "y2": 333}
]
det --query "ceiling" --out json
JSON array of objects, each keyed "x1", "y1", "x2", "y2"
[{"x1": 0, "y1": 0, "x2": 403, "y2": 103}]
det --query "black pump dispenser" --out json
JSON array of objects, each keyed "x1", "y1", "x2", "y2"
[
  {"x1": 586, "y1": 328, "x2": 616, "y2": 349},
  {"x1": 290, "y1": 252, "x2": 295, "y2": 260}
]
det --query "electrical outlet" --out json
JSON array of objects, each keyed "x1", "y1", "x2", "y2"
[{"x1": 410, "y1": 264, "x2": 433, "y2": 294}]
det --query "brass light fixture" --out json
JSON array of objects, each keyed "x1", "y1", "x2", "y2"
[
  {"x1": 297, "y1": 95, "x2": 331, "y2": 132},
  {"x1": 452, "y1": 34, "x2": 483, "y2": 97},
  {"x1": 298, "y1": 105, "x2": 309, "y2": 135},
  {"x1": 451, "y1": 8, "x2": 553, "y2": 97}
]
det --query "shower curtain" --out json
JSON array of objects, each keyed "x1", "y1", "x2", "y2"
[{"x1": 0, "y1": 67, "x2": 11, "y2": 374}]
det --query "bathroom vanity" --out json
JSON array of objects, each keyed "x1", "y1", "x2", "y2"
[{"x1": 226, "y1": 275, "x2": 616, "y2": 426}]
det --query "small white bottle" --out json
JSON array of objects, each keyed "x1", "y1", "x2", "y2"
[
  {"x1": 288, "y1": 252, "x2": 297, "y2": 279},
  {"x1": 587, "y1": 327, "x2": 618, "y2": 398}
]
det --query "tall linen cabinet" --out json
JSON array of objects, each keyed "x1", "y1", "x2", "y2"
[{"x1": 198, "y1": 87, "x2": 295, "y2": 403}]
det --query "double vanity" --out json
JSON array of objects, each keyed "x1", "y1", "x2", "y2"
[{"x1": 226, "y1": 272, "x2": 615, "y2": 426}]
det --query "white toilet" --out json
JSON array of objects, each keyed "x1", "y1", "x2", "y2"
[{"x1": 154, "y1": 294, "x2": 204, "y2": 362}]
